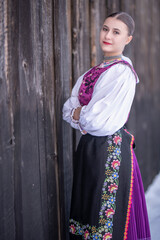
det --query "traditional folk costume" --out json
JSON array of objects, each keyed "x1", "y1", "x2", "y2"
[{"x1": 63, "y1": 55, "x2": 151, "y2": 240}]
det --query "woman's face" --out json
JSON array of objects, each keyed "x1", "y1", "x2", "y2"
[{"x1": 99, "y1": 17, "x2": 132, "y2": 57}]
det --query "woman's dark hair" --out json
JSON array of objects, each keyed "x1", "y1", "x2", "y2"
[{"x1": 107, "y1": 12, "x2": 135, "y2": 36}]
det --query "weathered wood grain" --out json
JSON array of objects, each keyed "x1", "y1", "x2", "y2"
[
  {"x1": 71, "y1": 0, "x2": 91, "y2": 148},
  {"x1": 18, "y1": 0, "x2": 48, "y2": 239},
  {"x1": 0, "y1": 0, "x2": 16, "y2": 239},
  {"x1": 53, "y1": 0, "x2": 73, "y2": 239},
  {"x1": 107, "y1": 0, "x2": 121, "y2": 14},
  {"x1": 90, "y1": 0, "x2": 107, "y2": 67},
  {"x1": 41, "y1": 0, "x2": 60, "y2": 239}
]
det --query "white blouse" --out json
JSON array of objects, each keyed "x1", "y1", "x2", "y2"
[{"x1": 62, "y1": 56, "x2": 139, "y2": 136}]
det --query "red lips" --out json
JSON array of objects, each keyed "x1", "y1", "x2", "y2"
[{"x1": 103, "y1": 41, "x2": 112, "y2": 45}]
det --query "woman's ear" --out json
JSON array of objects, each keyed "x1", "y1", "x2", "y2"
[{"x1": 126, "y1": 35, "x2": 133, "y2": 45}]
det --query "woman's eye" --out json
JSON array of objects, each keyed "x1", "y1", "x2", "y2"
[
  {"x1": 103, "y1": 28, "x2": 108, "y2": 32},
  {"x1": 114, "y1": 31, "x2": 120, "y2": 35}
]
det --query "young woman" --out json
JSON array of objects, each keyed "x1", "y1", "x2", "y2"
[{"x1": 63, "y1": 12, "x2": 151, "y2": 240}]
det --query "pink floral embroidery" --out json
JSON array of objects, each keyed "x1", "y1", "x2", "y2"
[
  {"x1": 70, "y1": 224, "x2": 76, "y2": 234},
  {"x1": 113, "y1": 135, "x2": 122, "y2": 145},
  {"x1": 105, "y1": 208, "x2": 115, "y2": 218},
  {"x1": 108, "y1": 183, "x2": 118, "y2": 193},
  {"x1": 103, "y1": 232, "x2": 112, "y2": 239},
  {"x1": 111, "y1": 160, "x2": 120, "y2": 169},
  {"x1": 84, "y1": 230, "x2": 89, "y2": 239}
]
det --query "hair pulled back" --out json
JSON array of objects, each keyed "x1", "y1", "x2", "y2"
[{"x1": 107, "y1": 12, "x2": 135, "y2": 36}]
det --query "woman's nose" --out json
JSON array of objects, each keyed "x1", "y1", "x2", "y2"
[{"x1": 105, "y1": 31, "x2": 112, "y2": 39}]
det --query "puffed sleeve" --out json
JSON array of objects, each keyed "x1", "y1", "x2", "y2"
[
  {"x1": 62, "y1": 72, "x2": 87, "y2": 129},
  {"x1": 79, "y1": 64, "x2": 137, "y2": 136}
]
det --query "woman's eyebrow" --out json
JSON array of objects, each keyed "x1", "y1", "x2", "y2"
[
  {"x1": 103, "y1": 25, "x2": 108, "y2": 28},
  {"x1": 103, "y1": 25, "x2": 121, "y2": 32},
  {"x1": 113, "y1": 28, "x2": 121, "y2": 32}
]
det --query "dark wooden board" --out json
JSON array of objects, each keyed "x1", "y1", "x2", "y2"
[{"x1": 0, "y1": 0, "x2": 17, "y2": 239}]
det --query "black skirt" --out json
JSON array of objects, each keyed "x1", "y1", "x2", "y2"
[{"x1": 69, "y1": 127, "x2": 134, "y2": 240}]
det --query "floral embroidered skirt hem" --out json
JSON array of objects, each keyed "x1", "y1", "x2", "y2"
[{"x1": 69, "y1": 128, "x2": 151, "y2": 240}]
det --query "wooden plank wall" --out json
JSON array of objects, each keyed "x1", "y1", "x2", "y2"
[
  {"x1": 0, "y1": 0, "x2": 160, "y2": 239},
  {"x1": 0, "y1": 0, "x2": 60, "y2": 239}
]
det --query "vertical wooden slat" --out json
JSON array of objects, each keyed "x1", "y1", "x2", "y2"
[
  {"x1": 31, "y1": 0, "x2": 59, "y2": 239},
  {"x1": 0, "y1": 0, "x2": 16, "y2": 239},
  {"x1": 106, "y1": 0, "x2": 121, "y2": 14},
  {"x1": 60, "y1": 1, "x2": 73, "y2": 239},
  {"x1": 71, "y1": 0, "x2": 91, "y2": 148},
  {"x1": 71, "y1": 0, "x2": 90, "y2": 84},
  {"x1": 90, "y1": 0, "x2": 107, "y2": 67},
  {"x1": 18, "y1": 0, "x2": 46, "y2": 238},
  {"x1": 9, "y1": 0, "x2": 23, "y2": 238},
  {"x1": 53, "y1": 0, "x2": 73, "y2": 239},
  {"x1": 134, "y1": 0, "x2": 160, "y2": 189},
  {"x1": 18, "y1": 0, "x2": 60, "y2": 239},
  {"x1": 41, "y1": 0, "x2": 60, "y2": 239},
  {"x1": 150, "y1": 0, "x2": 160, "y2": 173}
]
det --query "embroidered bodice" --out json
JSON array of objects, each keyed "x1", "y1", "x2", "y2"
[
  {"x1": 78, "y1": 60, "x2": 137, "y2": 106},
  {"x1": 63, "y1": 56, "x2": 139, "y2": 136}
]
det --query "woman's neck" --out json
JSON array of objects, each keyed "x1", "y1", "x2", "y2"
[
  {"x1": 103, "y1": 54, "x2": 122, "y2": 61},
  {"x1": 98, "y1": 54, "x2": 123, "y2": 68}
]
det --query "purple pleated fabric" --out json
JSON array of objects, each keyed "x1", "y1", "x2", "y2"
[{"x1": 127, "y1": 151, "x2": 151, "y2": 240}]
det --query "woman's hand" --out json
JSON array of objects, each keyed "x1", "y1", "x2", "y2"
[{"x1": 73, "y1": 107, "x2": 82, "y2": 121}]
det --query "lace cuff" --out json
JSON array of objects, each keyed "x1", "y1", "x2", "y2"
[
  {"x1": 78, "y1": 123, "x2": 87, "y2": 135},
  {"x1": 70, "y1": 108, "x2": 79, "y2": 124},
  {"x1": 71, "y1": 108, "x2": 87, "y2": 135}
]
